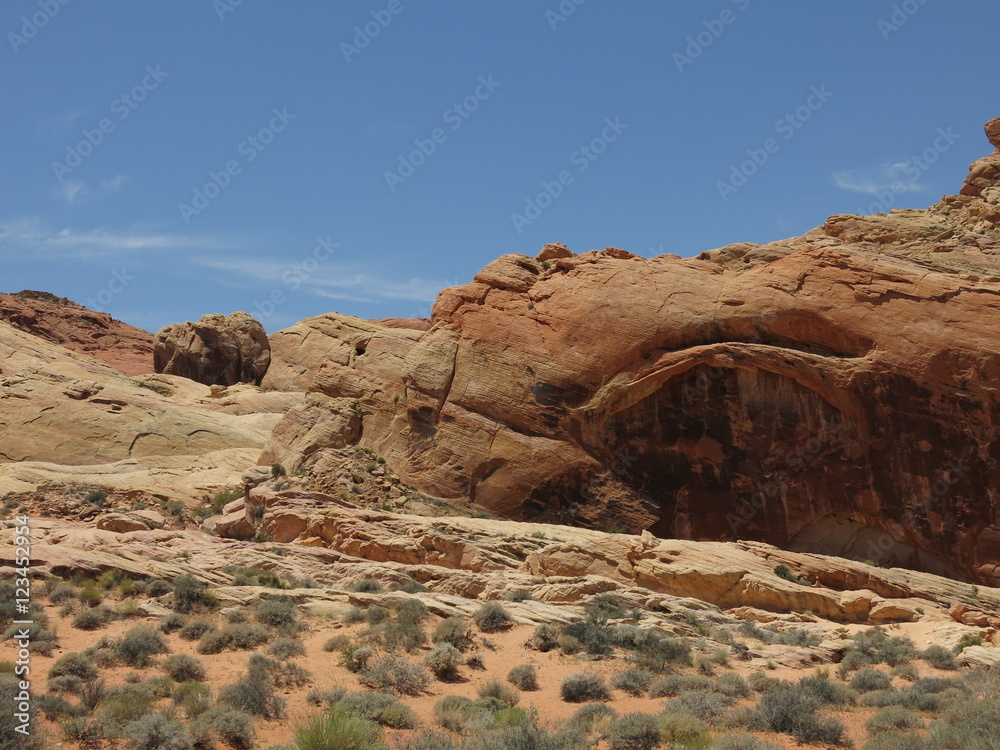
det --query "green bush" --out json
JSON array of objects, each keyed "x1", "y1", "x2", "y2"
[
  {"x1": 48, "y1": 583, "x2": 77, "y2": 604},
  {"x1": 159, "y1": 613, "x2": 186, "y2": 634},
  {"x1": 190, "y1": 706, "x2": 255, "y2": 750},
  {"x1": 197, "y1": 623, "x2": 269, "y2": 654},
  {"x1": 921, "y1": 645, "x2": 958, "y2": 670},
  {"x1": 172, "y1": 574, "x2": 216, "y2": 614},
  {"x1": 560, "y1": 673, "x2": 610, "y2": 702},
  {"x1": 612, "y1": 668, "x2": 652, "y2": 697},
  {"x1": 306, "y1": 687, "x2": 346, "y2": 707},
  {"x1": 255, "y1": 598, "x2": 297, "y2": 629},
  {"x1": 79, "y1": 679, "x2": 108, "y2": 712},
  {"x1": 100, "y1": 684, "x2": 156, "y2": 728},
  {"x1": 709, "y1": 733, "x2": 783, "y2": 750},
  {"x1": 715, "y1": 673, "x2": 751, "y2": 699},
  {"x1": 663, "y1": 691, "x2": 733, "y2": 724},
  {"x1": 37, "y1": 694, "x2": 85, "y2": 721},
  {"x1": 659, "y1": 710, "x2": 710, "y2": 746},
  {"x1": 649, "y1": 674, "x2": 712, "y2": 698},
  {"x1": 756, "y1": 685, "x2": 846, "y2": 745},
  {"x1": 219, "y1": 655, "x2": 285, "y2": 720},
  {"x1": 396, "y1": 730, "x2": 458, "y2": 750},
  {"x1": 114, "y1": 626, "x2": 169, "y2": 668},
  {"x1": 294, "y1": 706, "x2": 385, "y2": 750},
  {"x1": 72, "y1": 605, "x2": 114, "y2": 631},
  {"x1": 866, "y1": 707, "x2": 923, "y2": 735},
  {"x1": 395, "y1": 598, "x2": 428, "y2": 625},
  {"x1": 840, "y1": 628, "x2": 917, "y2": 675},
  {"x1": 348, "y1": 578, "x2": 384, "y2": 594},
  {"x1": 473, "y1": 602, "x2": 514, "y2": 633},
  {"x1": 774, "y1": 564, "x2": 797, "y2": 582},
  {"x1": 851, "y1": 668, "x2": 893, "y2": 693},
  {"x1": 269, "y1": 637, "x2": 306, "y2": 660},
  {"x1": 528, "y1": 623, "x2": 560, "y2": 652},
  {"x1": 340, "y1": 645, "x2": 375, "y2": 673},
  {"x1": 434, "y1": 617, "x2": 475, "y2": 651},
  {"x1": 178, "y1": 619, "x2": 215, "y2": 641},
  {"x1": 477, "y1": 679, "x2": 520, "y2": 707},
  {"x1": 425, "y1": 643, "x2": 463, "y2": 681},
  {"x1": 162, "y1": 654, "x2": 206, "y2": 682},
  {"x1": 123, "y1": 712, "x2": 194, "y2": 750},
  {"x1": 359, "y1": 655, "x2": 430, "y2": 696},
  {"x1": 174, "y1": 681, "x2": 213, "y2": 719},
  {"x1": 605, "y1": 712, "x2": 661, "y2": 750},
  {"x1": 630, "y1": 631, "x2": 692, "y2": 672},
  {"x1": 507, "y1": 664, "x2": 539, "y2": 691},
  {"x1": 891, "y1": 663, "x2": 919, "y2": 682},
  {"x1": 49, "y1": 652, "x2": 98, "y2": 681}
]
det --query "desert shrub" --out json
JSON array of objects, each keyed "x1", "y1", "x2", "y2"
[
  {"x1": 715, "y1": 673, "x2": 751, "y2": 699},
  {"x1": 478, "y1": 679, "x2": 520, "y2": 707},
  {"x1": 564, "y1": 702, "x2": 617, "y2": 735},
  {"x1": 145, "y1": 578, "x2": 173, "y2": 598},
  {"x1": 48, "y1": 674, "x2": 85, "y2": 694},
  {"x1": 474, "y1": 602, "x2": 514, "y2": 633},
  {"x1": 197, "y1": 623, "x2": 269, "y2": 654},
  {"x1": 255, "y1": 598, "x2": 297, "y2": 629},
  {"x1": 100, "y1": 684, "x2": 157, "y2": 728},
  {"x1": 852, "y1": 668, "x2": 894, "y2": 693},
  {"x1": 432, "y1": 617, "x2": 475, "y2": 652},
  {"x1": 397, "y1": 729, "x2": 458, "y2": 750},
  {"x1": 663, "y1": 691, "x2": 733, "y2": 724},
  {"x1": 799, "y1": 673, "x2": 855, "y2": 706},
  {"x1": 840, "y1": 628, "x2": 917, "y2": 675},
  {"x1": 863, "y1": 734, "x2": 929, "y2": 750},
  {"x1": 323, "y1": 634, "x2": 351, "y2": 653},
  {"x1": 466, "y1": 654, "x2": 485, "y2": 670},
  {"x1": 560, "y1": 673, "x2": 610, "y2": 702},
  {"x1": 365, "y1": 618, "x2": 427, "y2": 653},
  {"x1": 37, "y1": 694, "x2": 85, "y2": 721},
  {"x1": 79, "y1": 679, "x2": 108, "y2": 712},
  {"x1": 563, "y1": 618, "x2": 613, "y2": 656},
  {"x1": 78, "y1": 584, "x2": 102, "y2": 607},
  {"x1": 866, "y1": 707, "x2": 923, "y2": 734},
  {"x1": 123, "y1": 712, "x2": 194, "y2": 750},
  {"x1": 953, "y1": 633, "x2": 984, "y2": 654},
  {"x1": 375, "y1": 701, "x2": 419, "y2": 729},
  {"x1": 162, "y1": 654, "x2": 206, "y2": 682},
  {"x1": 159, "y1": 613, "x2": 186, "y2": 634},
  {"x1": 294, "y1": 706, "x2": 384, "y2": 750},
  {"x1": 269, "y1": 637, "x2": 306, "y2": 660},
  {"x1": 337, "y1": 691, "x2": 396, "y2": 719},
  {"x1": 921, "y1": 645, "x2": 958, "y2": 670},
  {"x1": 756, "y1": 685, "x2": 847, "y2": 745},
  {"x1": 612, "y1": 668, "x2": 652, "y2": 697},
  {"x1": 927, "y1": 698, "x2": 1000, "y2": 750},
  {"x1": 306, "y1": 687, "x2": 346, "y2": 706},
  {"x1": 174, "y1": 681, "x2": 213, "y2": 719},
  {"x1": 630, "y1": 631, "x2": 692, "y2": 672},
  {"x1": 395, "y1": 598, "x2": 428, "y2": 625},
  {"x1": 190, "y1": 706, "x2": 255, "y2": 750},
  {"x1": 433, "y1": 695, "x2": 480, "y2": 733},
  {"x1": 116, "y1": 599, "x2": 142, "y2": 618},
  {"x1": 709, "y1": 733, "x2": 783, "y2": 750},
  {"x1": 747, "y1": 672, "x2": 782, "y2": 693},
  {"x1": 528, "y1": 623, "x2": 560, "y2": 652},
  {"x1": 344, "y1": 607, "x2": 366, "y2": 624},
  {"x1": 605, "y1": 712, "x2": 660, "y2": 750},
  {"x1": 696, "y1": 656, "x2": 716, "y2": 676},
  {"x1": 49, "y1": 583, "x2": 77, "y2": 603},
  {"x1": 359, "y1": 655, "x2": 430, "y2": 696},
  {"x1": 219, "y1": 654, "x2": 285, "y2": 719},
  {"x1": 425, "y1": 643, "x2": 463, "y2": 681},
  {"x1": 114, "y1": 626, "x2": 169, "y2": 668},
  {"x1": 72, "y1": 604, "x2": 113, "y2": 630},
  {"x1": 60, "y1": 716, "x2": 101, "y2": 746},
  {"x1": 172, "y1": 574, "x2": 216, "y2": 614},
  {"x1": 348, "y1": 578, "x2": 384, "y2": 594},
  {"x1": 649, "y1": 674, "x2": 712, "y2": 698},
  {"x1": 774, "y1": 563, "x2": 797, "y2": 582},
  {"x1": 505, "y1": 589, "x2": 533, "y2": 603},
  {"x1": 659, "y1": 710, "x2": 710, "y2": 745},
  {"x1": 340, "y1": 644, "x2": 376, "y2": 673},
  {"x1": 891, "y1": 663, "x2": 919, "y2": 682},
  {"x1": 179, "y1": 618, "x2": 215, "y2": 641},
  {"x1": 49, "y1": 652, "x2": 98, "y2": 681},
  {"x1": 507, "y1": 664, "x2": 539, "y2": 691}
]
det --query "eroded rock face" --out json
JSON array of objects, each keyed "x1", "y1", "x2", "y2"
[
  {"x1": 154, "y1": 312, "x2": 270, "y2": 386},
  {"x1": 263, "y1": 120, "x2": 1000, "y2": 584}
]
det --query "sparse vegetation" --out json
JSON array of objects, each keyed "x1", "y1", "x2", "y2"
[{"x1": 473, "y1": 602, "x2": 514, "y2": 633}]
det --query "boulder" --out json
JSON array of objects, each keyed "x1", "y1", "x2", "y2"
[{"x1": 154, "y1": 312, "x2": 270, "y2": 386}]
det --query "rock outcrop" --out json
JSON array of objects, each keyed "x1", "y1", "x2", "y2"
[
  {"x1": 154, "y1": 312, "x2": 270, "y2": 386},
  {"x1": 261, "y1": 119, "x2": 1000, "y2": 585},
  {"x1": 0, "y1": 290, "x2": 154, "y2": 375}
]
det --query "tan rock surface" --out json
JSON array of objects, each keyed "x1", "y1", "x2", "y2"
[
  {"x1": 262, "y1": 120, "x2": 1000, "y2": 585},
  {"x1": 154, "y1": 311, "x2": 270, "y2": 386}
]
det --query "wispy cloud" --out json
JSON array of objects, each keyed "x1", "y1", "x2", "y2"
[
  {"x1": 0, "y1": 217, "x2": 240, "y2": 258},
  {"x1": 831, "y1": 163, "x2": 925, "y2": 195},
  {"x1": 196, "y1": 255, "x2": 458, "y2": 303},
  {"x1": 54, "y1": 175, "x2": 128, "y2": 205}
]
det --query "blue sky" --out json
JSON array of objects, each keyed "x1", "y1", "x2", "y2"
[{"x1": 1, "y1": 1, "x2": 996, "y2": 333}]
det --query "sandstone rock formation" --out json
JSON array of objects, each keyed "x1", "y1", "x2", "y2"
[
  {"x1": 154, "y1": 311, "x2": 270, "y2": 386},
  {"x1": 0, "y1": 290, "x2": 154, "y2": 375},
  {"x1": 260, "y1": 119, "x2": 1000, "y2": 585}
]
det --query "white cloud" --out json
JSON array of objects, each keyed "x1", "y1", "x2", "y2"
[
  {"x1": 0, "y1": 217, "x2": 239, "y2": 258},
  {"x1": 196, "y1": 255, "x2": 460, "y2": 304},
  {"x1": 54, "y1": 175, "x2": 128, "y2": 205},
  {"x1": 832, "y1": 163, "x2": 925, "y2": 195}
]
